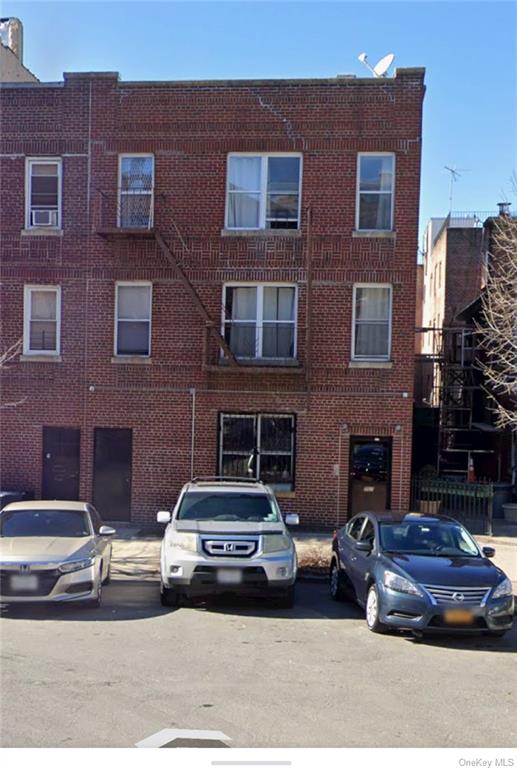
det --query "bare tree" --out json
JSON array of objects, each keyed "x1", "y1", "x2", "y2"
[
  {"x1": 0, "y1": 338, "x2": 27, "y2": 408},
  {"x1": 476, "y1": 214, "x2": 517, "y2": 430}
]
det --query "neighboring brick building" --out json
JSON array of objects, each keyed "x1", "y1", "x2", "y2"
[
  {"x1": 0, "y1": 18, "x2": 38, "y2": 83},
  {"x1": 0, "y1": 67, "x2": 425, "y2": 526}
]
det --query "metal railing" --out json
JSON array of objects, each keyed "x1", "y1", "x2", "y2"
[{"x1": 411, "y1": 475, "x2": 494, "y2": 535}]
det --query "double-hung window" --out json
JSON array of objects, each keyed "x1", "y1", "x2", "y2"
[
  {"x1": 23, "y1": 285, "x2": 61, "y2": 355},
  {"x1": 223, "y1": 284, "x2": 297, "y2": 360},
  {"x1": 356, "y1": 153, "x2": 395, "y2": 231},
  {"x1": 118, "y1": 155, "x2": 154, "y2": 229},
  {"x1": 219, "y1": 413, "x2": 296, "y2": 491},
  {"x1": 115, "y1": 283, "x2": 152, "y2": 356},
  {"x1": 226, "y1": 154, "x2": 301, "y2": 230},
  {"x1": 352, "y1": 284, "x2": 392, "y2": 361},
  {"x1": 26, "y1": 159, "x2": 62, "y2": 229}
]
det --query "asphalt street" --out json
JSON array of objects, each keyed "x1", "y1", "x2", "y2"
[{"x1": 1, "y1": 580, "x2": 516, "y2": 748}]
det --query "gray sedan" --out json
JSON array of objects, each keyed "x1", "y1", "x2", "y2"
[{"x1": 0, "y1": 501, "x2": 115, "y2": 607}]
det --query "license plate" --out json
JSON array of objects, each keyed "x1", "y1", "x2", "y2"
[
  {"x1": 217, "y1": 569, "x2": 242, "y2": 585},
  {"x1": 444, "y1": 608, "x2": 474, "y2": 625},
  {"x1": 10, "y1": 574, "x2": 39, "y2": 592}
]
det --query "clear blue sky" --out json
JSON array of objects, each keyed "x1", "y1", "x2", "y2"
[{"x1": 5, "y1": 1, "x2": 516, "y2": 249}]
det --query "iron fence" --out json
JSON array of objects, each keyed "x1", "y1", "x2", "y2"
[{"x1": 411, "y1": 476, "x2": 494, "y2": 535}]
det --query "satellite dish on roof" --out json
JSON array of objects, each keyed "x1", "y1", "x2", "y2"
[{"x1": 357, "y1": 51, "x2": 395, "y2": 78}]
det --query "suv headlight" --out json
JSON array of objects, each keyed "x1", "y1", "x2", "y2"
[
  {"x1": 263, "y1": 534, "x2": 291, "y2": 554},
  {"x1": 169, "y1": 532, "x2": 197, "y2": 552},
  {"x1": 384, "y1": 570, "x2": 422, "y2": 596},
  {"x1": 492, "y1": 577, "x2": 513, "y2": 599},
  {"x1": 59, "y1": 557, "x2": 95, "y2": 574}
]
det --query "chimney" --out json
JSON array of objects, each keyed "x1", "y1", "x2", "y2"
[
  {"x1": 497, "y1": 202, "x2": 511, "y2": 217},
  {"x1": 0, "y1": 17, "x2": 23, "y2": 62}
]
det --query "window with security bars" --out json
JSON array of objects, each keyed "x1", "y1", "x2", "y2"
[
  {"x1": 115, "y1": 283, "x2": 152, "y2": 356},
  {"x1": 118, "y1": 155, "x2": 154, "y2": 228},
  {"x1": 226, "y1": 154, "x2": 301, "y2": 229},
  {"x1": 223, "y1": 284, "x2": 296, "y2": 360},
  {"x1": 26, "y1": 159, "x2": 62, "y2": 229},
  {"x1": 219, "y1": 414, "x2": 295, "y2": 491},
  {"x1": 23, "y1": 285, "x2": 61, "y2": 355},
  {"x1": 352, "y1": 284, "x2": 392, "y2": 360},
  {"x1": 356, "y1": 154, "x2": 394, "y2": 231}
]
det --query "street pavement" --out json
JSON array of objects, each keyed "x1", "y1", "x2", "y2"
[{"x1": 1, "y1": 578, "x2": 516, "y2": 748}]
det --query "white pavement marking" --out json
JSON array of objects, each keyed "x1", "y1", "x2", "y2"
[{"x1": 135, "y1": 728, "x2": 232, "y2": 748}]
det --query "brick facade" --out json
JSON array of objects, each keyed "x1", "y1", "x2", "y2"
[{"x1": 0, "y1": 68, "x2": 425, "y2": 526}]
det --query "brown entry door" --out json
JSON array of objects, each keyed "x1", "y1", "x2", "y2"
[
  {"x1": 42, "y1": 427, "x2": 80, "y2": 500},
  {"x1": 349, "y1": 437, "x2": 391, "y2": 516},
  {"x1": 93, "y1": 428, "x2": 132, "y2": 521}
]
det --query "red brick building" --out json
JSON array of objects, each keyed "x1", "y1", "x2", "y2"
[{"x1": 0, "y1": 68, "x2": 425, "y2": 526}]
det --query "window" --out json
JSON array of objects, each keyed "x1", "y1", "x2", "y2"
[
  {"x1": 352, "y1": 284, "x2": 392, "y2": 360},
  {"x1": 360, "y1": 519, "x2": 375, "y2": 545},
  {"x1": 26, "y1": 159, "x2": 62, "y2": 229},
  {"x1": 347, "y1": 515, "x2": 365, "y2": 541},
  {"x1": 223, "y1": 284, "x2": 297, "y2": 360},
  {"x1": 226, "y1": 154, "x2": 301, "y2": 230},
  {"x1": 115, "y1": 283, "x2": 152, "y2": 356},
  {"x1": 23, "y1": 285, "x2": 61, "y2": 355},
  {"x1": 356, "y1": 153, "x2": 394, "y2": 231},
  {"x1": 219, "y1": 413, "x2": 295, "y2": 491},
  {"x1": 118, "y1": 155, "x2": 154, "y2": 229}
]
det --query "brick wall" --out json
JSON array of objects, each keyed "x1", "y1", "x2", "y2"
[{"x1": 0, "y1": 69, "x2": 425, "y2": 525}]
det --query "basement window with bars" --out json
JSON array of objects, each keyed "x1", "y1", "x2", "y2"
[
  {"x1": 219, "y1": 414, "x2": 296, "y2": 491},
  {"x1": 23, "y1": 285, "x2": 61, "y2": 355},
  {"x1": 356, "y1": 153, "x2": 395, "y2": 231},
  {"x1": 115, "y1": 283, "x2": 152, "y2": 356},
  {"x1": 225, "y1": 154, "x2": 302, "y2": 230},
  {"x1": 223, "y1": 284, "x2": 297, "y2": 361},
  {"x1": 118, "y1": 155, "x2": 154, "y2": 229},
  {"x1": 352, "y1": 284, "x2": 392, "y2": 361},
  {"x1": 26, "y1": 159, "x2": 62, "y2": 229}
]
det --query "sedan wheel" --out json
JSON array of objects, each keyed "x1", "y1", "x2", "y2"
[
  {"x1": 329, "y1": 559, "x2": 346, "y2": 602},
  {"x1": 365, "y1": 584, "x2": 387, "y2": 633}
]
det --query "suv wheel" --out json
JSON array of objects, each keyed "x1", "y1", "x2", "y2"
[
  {"x1": 276, "y1": 585, "x2": 295, "y2": 609},
  {"x1": 161, "y1": 585, "x2": 180, "y2": 608},
  {"x1": 329, "y1": 558, "x2": 346, "y2": 602},
  {"x1": 365, "y1": 584, "x2": 388, "y2": 633}
]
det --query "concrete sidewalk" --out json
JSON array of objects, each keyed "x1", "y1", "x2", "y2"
[{"x1": 109, "y1": 524, "x2": 517, "y2": 596}]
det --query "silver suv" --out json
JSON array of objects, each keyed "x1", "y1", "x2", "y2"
[{"x1": 157, "y1": 478, "x2": 299, "y2": 608}]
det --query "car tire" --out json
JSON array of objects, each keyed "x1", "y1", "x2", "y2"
[
  {"x1": 329, "y1": 558, "x2": 347, "y2": 602},
  {"x1": 160, "y1": 585, "x2": 180, "y2": 607},
  {"x1": 84, "y1": 574, "x2": 102, "y2": 609},
  {"x1": 103, "y1": 562, "x2": 111, "y2": 585},
  {"x1": 276, "y1": 585, "x2": 295, "y2": 609},
  {"x1": 487, "y1": 630, "x2": 507, "y2": 638},
  {"x1": 365, "y1": 584, "x2": 388, "y2": 634}
]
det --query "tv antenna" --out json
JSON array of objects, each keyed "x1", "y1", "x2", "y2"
[
  {"x1": 444, "y1": 165, "x2": 470, "y2": 212},
  {"x1": 357, "y1": 52, "x2": 395, "y2": 78}
]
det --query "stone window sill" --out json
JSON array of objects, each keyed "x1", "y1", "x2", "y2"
[
  {"x1": 219, "y1": 357, "x2": 300, "y2": 368},
  {"x1": 111, "y1": 356, "x2": 152, "y2": 364},
  {"x1": 220, "y1": 229, "x2": 301, "y2": 238},
  {"x1": 352, "y1": 230, "x2": 396, "y2": 239},
  {"x1": 349, "y1": 360, "x2": 393, "y2": 369},
  {"x1": 21, "y1": 228, "x2": 64, "y2": 237},
  {"x1": 19, "y1": 354, "x2": 62, "y2": 363}
]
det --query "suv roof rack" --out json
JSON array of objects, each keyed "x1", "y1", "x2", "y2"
[{"x1": 190, "y1": 476, "x2": 265, "y2": 485}]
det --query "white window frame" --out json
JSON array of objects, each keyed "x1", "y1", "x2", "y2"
[
  {"x1": 351, "y1": 283, "x2": 393, "y2": 361},
  {"x1": 25, "y1": 158, "x2": 62, "y2": 230},
  {"x1": 355, "y1": 152, "x2": 395, "y2": 232},
  {"x1": 222, "y1": 282, "x2": 298, "y2": 360},
  {"x1": 114, "y1": 281, "x2": 153, "y2": 357},
  {"x1": 225, "y1": 152, "x2": 303, "y2": 231},
  {"x1": 219, "y1": 412, "x2": 296, "y2": 490},
  {"x1": 117, "y1": 154, "x2": 155, "y2": 229},
  {"x1": 23, "y1": 285, "x2": 61, "y2": 356}
]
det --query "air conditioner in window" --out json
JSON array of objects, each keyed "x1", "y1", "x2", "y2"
[{"x1": 31, "y1": 209, "x2": 58, "y2": 227}]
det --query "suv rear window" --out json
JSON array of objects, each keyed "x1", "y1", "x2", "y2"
[{"x1": 177, "y1": 492, "x2": 279, "y2": 523}]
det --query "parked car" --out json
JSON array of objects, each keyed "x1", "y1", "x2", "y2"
[
  {"x1": 0, "y1": 501, "x2": 115, "y2": 607},
  {"x1": 330, "y1": 510, "x2": 514, "y2": 637},
  {"x1": 157, "y1": 477, "x2": 299, "y2": 607}
]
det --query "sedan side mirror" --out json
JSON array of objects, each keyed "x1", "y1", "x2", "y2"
[
  {"x1": 285, "y1": 513, "x2": 299, "y2": 526},
  {"x1": 99, "y1": 525, "x2": 116, "y2": 536},
  {"x1": 356, "y1": 540, "x2": 373, "y2": 552},
  {"x1": 482, "y1": 546, "x2": 496, "y2": 559},
  {"x1": 157, "y1": 510, "x2": 171, "y2": 524}
]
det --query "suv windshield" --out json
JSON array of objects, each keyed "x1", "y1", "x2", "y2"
[
  {"x1": 177, "y1": 492, "x2": 279, "y2": 523},
  {"x1": 379, "y1": 521, "x2": 479, "y2": 557},
  {"x1": 0, "y1": 509, "x2": 91, "y2": 538}
]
